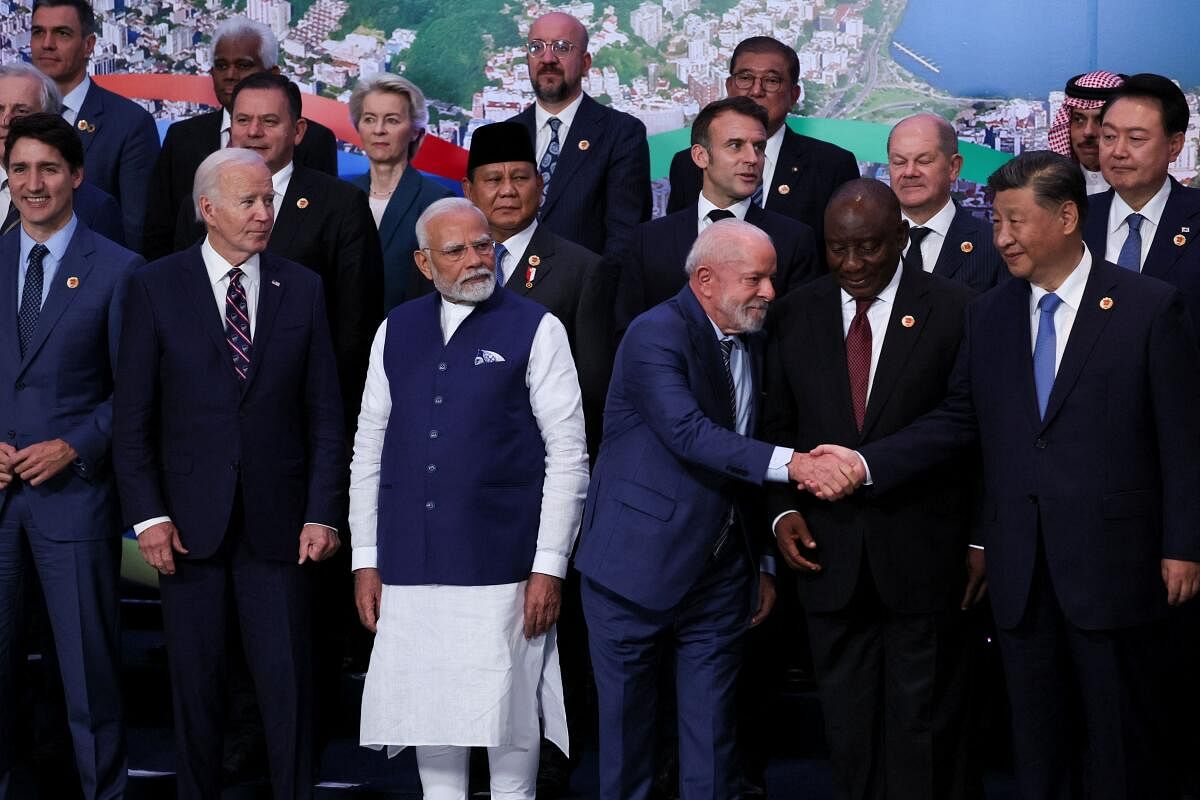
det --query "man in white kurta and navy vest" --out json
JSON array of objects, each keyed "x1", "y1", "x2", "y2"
[{"x1": 349, "y1": 197, "x2": 589, "y2": 800}]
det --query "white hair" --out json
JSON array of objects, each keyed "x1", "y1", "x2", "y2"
[
  {"x1": 211, "y1": 17, "x2": 278, "y2": 69},
  {"x1": 684, "y1": 218, "x2": 775, "y2": 276},
  {"x1": 414, "y1": 197, "x2": 488, "y2": 250},
  {"x1": 0, "y1": 61, "x2": 62, "y2": 115},
  {"x1": 193, "y1": 147, "x2": 268, "y2": 221}
]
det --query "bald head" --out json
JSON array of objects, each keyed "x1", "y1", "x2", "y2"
[
  {"x1": 827, "y1": 178, "x2": 902, "y2": 227},
  {"x1": 527, "y1": 12, "x2": 592, "y2": 111},
  {"x1": 686, "y1": 219, "x2": 777, "y2": 334},
  {"x1": 886, "y1": 113, "x2": 962, "y2": 224},
  {"x1": 531, "y1": 12, "x2": 588, "y2": 46},
  {"x1": 824, "y1": 178, "x2": 908, "y2": 299}
]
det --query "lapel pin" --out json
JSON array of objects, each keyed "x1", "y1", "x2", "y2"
[
  {"x1": 527, "y1": 254, "x2": 541, "y2": 267},
  {"x1": 77, "y1": 119, "x2": 88, "y2": 131},
  {"x1": 1174, "y1": 233, "x2": 1187, "y2": 247},
  {"x1": 960, "y1": 241, "x2": 974, "y2": 253},
  {"x1": 577, "y1": 139, "x2": 590, "y2": 151},
  {"x1": 791, "y1": 166, "x2": 798, "y2": 172},
  {"x1": 271, "y1": 279, "x2": 281, "y2": 287},
  {"x1": 1183, "y1": 227, "x2": 1191, "y2": 233},
  {"x1": 1099, "y1": 296, "x2": 1114, "y2": 310},
  {"x1": 296, "y1": 197, "x2": 309, "y2": 209},
  {"x1": 777, "y1": 184, "x2": 790, "y2": 196},
  {"x1": 901, "y1": 314, "x2": 915, "y2": 328},
  {"x1": 66, "y1": 276, "x2": 79, "y2": 289},
  {"x1": 525, "y1": 265, "x2": 537, "y2": 287}
]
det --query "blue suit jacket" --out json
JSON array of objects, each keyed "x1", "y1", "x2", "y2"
[
  {"x1": 511, "y1": 93, "x2": 651, "y2": 258},
  {"x1": 112, "y1": 247, "x2": 346, "y2": 562},
  {"x1": 576, "y1": 285, "x2": 775, "y2": 610},
  {"x1": 860, "y1": 257, "x2": 1200, "y2": 630},
  {"x1": 929, "y1": 203, "x2": 1007, "y2": 292},
  {"x1": 2, "y1": 181, "x2": 124, "y2": 246},
  {"x1": 0, "y1": 223, "x2": 142, "y2": 539},
  {"x1": 75, "y1": 80, "x2": 161, "y2": 251},
  {"x1": 347, "y1": 167, "x2": 451, "y2": 312}
]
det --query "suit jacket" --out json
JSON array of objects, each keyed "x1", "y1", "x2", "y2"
[
  {"x1": 1084, "y1": 179, "x2": 1200, "y2": 340},
  {"x1": 860, "y1": 258, "x2": 1200, "y2": 630},
  {"x1": 667, "y1": 125, "x2": 859, "y2": 253},
  {"x1": 2, "y1": 181, "x2": 125, "y2": 246},
  {"x1": 928, "y1": 203, "x2": 1007, "y2": 292},
  {"x1": 510, "y1": 94, "x2": 651, "y2": 257},
  {"x1": 0, "y1": 223, "x2": 142, "y2": 539},
  {"x1": 615, "y1": 202, "x2": 819, "y2": 334},
  {"x1": 347, "y1": 167, "x2": 451, "y2": 311},
  {"x1": 143, "y1": 109, "x2": 339, "y2": 261},
  {"x1": 75, "y1": 81, "x2": 160, "y2": 251},
  {"x1": 176, "y1": 165, "x2": 384, "y2": 426},
  {"x1": 761, "y1": 269, "x2": 976, "y2": 614},
  {"x1": 112, "y1": 247, "x2": 346, "y2": 561},
  {"x1": 576, "y1": 285, "x2": 775, "y2": 610}
]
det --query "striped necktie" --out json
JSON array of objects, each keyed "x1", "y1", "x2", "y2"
[{"x1": 224, "y1": 267, "x2": 252, "y2": 381}]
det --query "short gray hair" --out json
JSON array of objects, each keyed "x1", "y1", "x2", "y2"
[
  {"x1": 415, "y1": 197, "x2": 487, "y2": 250},
  {"x1": 0, "y1": 61, "x2": 62, "y2": 115},
  {"x1": 193, "y1": 147, "x2": 268, "y2": 221},
  {"x1": 211, "y1": 17, "x2": 277, "y2": 69},
  {"x1": 684, "y1": 218, "x2": 774, "y2": 276}
]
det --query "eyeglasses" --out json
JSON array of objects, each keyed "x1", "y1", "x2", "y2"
[
  {"x1": 731, "y1": 71, "x2": 788, "y2": 93},
  {"x1": 423, "y1": 238, "x2": 495, "y2": 262},
  {"x1": 527, "y1": 39, "x2": 578, "y2": 57}
]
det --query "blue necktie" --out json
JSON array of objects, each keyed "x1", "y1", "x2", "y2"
[
  {"x1": 750, "y1": 183, "x2": 764, "y2": 208},
  {"x1": 494, "y1": 242, "x2": 508, "y2": 287},
  {"x1": 538, "y1": 117, "x2": 562, "y2": 211},
  {"x1": 17, "y1": 243, "x2": 49, "y2": 358},
  {"x1": 1116, "y1": 213, "x2": 1144, "y2": 271},
  {"x1": 1033, "y1": 292, "x2": 1063, "y2": 418}
]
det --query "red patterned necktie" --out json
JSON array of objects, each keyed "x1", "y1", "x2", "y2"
[
  {"x1": 846, "y1": 297, "x2": 874, "y2": 432},
  {"x1": 224, "y1": 267, "x2": 252, "y2": 381}
]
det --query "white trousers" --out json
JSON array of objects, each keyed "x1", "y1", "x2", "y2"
[{"x1": 415, "y1": 744, "x2": 540, "y2": 800}]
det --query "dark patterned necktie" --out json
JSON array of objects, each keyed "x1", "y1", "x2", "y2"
[
  {"x1": 707, "y1": 208, "x2": 735, "y2": 225},
  {"x1": 714, "y1": 337, "x2": 739, "y2": 557},
  {"x1": 846, "y1": 297, "x2": 874, "y2": 432},
  {"x1": 904, "y1": 226, "x2": 932, "y2": 272},
  {"x1": 17, "y1": 243, "x2": 49, "y2": 357},
  {"x1": 538, "y1": 117, "x2": 562, "y2": 211},
  {"x1": 224, "y1": 267, "x2": 252, "y2": 381}
]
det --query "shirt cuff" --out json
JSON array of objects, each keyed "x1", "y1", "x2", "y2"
[
  {"x1": 351, "y1": 546, "x2": 378, "y2": 571},
  {"x1": 771, "y1": 509, "x2": 799, "y2": 534},
  {"x1": 531, "y1": 551, "x2": 569, "y2": 579},
  {"x1": 758, "y1": 554, "x2": 776, "y2": 576},
  {"x1": 765, "y1": 447, "x2": 794, "y2": 482},
  {"x1": 856, "y1": 451, "x2": 873, "y2": 485},
  {"x1": 133, "y1": 516, "x2": 171, "y2": 536},
  {"x1": 968, "y1": 543, "x2": 985, "y2": 551},
  {"x1": 305, "y1": 522, "x2": 338, "y2": 535}
]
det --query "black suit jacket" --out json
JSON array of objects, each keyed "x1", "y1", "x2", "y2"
[
  {"x1": 143, "y1": 109, "x2": 339, "y2": 261},
  {"x1": 615, "y1": 202, "x2": 819, "y2": 334},
  {"x1": 667, "y1": 125, "x2": 859, "y2": 253},
  {"x1": 510, "y1": 94, "x2": 651, "y2": 257},
  {"x1": 762, "y1": 269, "x2": 976, "y2": 614},
  {"x1": 927, "y1": 203, "x2": 1007, "y2": 292}
]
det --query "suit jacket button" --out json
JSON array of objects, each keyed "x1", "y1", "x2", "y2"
[
  {"x1": 6, "y1": 430, "x2": 14, "y2": 438},
  {"x1": 230, "y1": 460, "x2": 240, "y2": 471},
  {"x1": 425, "y1": 500, "x2": 435, "y2": 510},
  {"x1": 1034, "y1": 437, "x2": 1047, "y2": 449},
  {"x1": 429, "y1": 429, "x2": 439, "y2": 439},
  {"x1": 1028, "y1": 494, "x2": 1039, "y2": 504},
  {"x1": 15, "y1": 382, "x2": 24, "y2": 390}
]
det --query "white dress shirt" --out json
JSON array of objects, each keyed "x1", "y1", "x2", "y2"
[
  {"x1": 697, "y1": 194, "x2": 753, "y2": 234},
  {"x1": 533, "y1": 93, "x2": 584, "y2": 164},
  {"x1": 901, "y1": 197, "x2": 957, "y2": 272},
  {"x1": 1029, "y1": 247, "x2": 1092, "y2": 375},
  {"x1": 496, "y1": 219, "x2": 539, "y2": 285},
  {"x1": 270, "y1": 161, "x2": 294, "y2": 228},
  {"x1": 1105, "y1": 177, "x2": 1171, "y2": 270},
  {"x1": 1083, "y1": 166, "x2": 1110, "y2": 195},
  {"x1": 220, "y1": 108, "x2": 232, "y2": 148},
  {"x1": 760, "y1": 124, "x2": 786, "y2": 207},
  {"x1": 59, "y1": 76, "x2": 91, "y2": 126}
]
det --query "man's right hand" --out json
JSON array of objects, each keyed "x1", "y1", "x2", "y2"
[
  {"x1": 354, "y1": 568, "x2": 383, "y2": 633},
  {"x1": 775, "y1": 512, "x2": 820, "y2": 572},
  {"x1": 788, "y1": 447, "x2": 864, "y2": 500},
  {"x1": 138, "y1": 520, "x2": 189, "y2": 576},
  {"x1": 0, "y1": 443, "x2": 16, "y2": 489}
]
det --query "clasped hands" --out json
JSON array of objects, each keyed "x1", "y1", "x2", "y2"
[{"x1": 787, "y1": 444, "x2": 865, "y2": 500}]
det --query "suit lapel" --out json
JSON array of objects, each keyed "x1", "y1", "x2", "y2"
[
  {"x1": 268, "y1": 167, "x2": 310, "y2": 252},
  {"x1": 1143, "y1": 180, "x2": 1200, "y2": 282},
  {"x1": 1039, "y1": 264, "x2": 1117, "y2": 430},
  {"x1": 183, "y1": 247, "x2": 242, "y2": 386},
  {"x1": 765, "y1": 128, "x2": 806, "y2": 211},
  {"x1": 671, "y1": 207, "x2": 699, "y2": 269},
  {"x1": 1, "y1": 206, "x2": 17, "y2": 236},
  {"x1": 1083, "y1": 189, "x2": 1112, "y2": 260},
  {"x1": 19, "y1": 227, "x2": 96, "y2": 371},
  {"x1": 241, "y1": 255, "x2": 283, "y2": 395},
  {"x1": 376, "y1": 167, "x2": 424, "y2": 254},
  {"x1": 932, "y1": 205, "x2": 972, "y2": 281},
  {"x1": 1, "y1": 233, "x2": 20, "y2": 363},
  {"x1": 679, "y1": 287, "x2": 735, "y2": 428},
  {"x1": 202, "y1": 109, "x2": 223, "y2": 152},
  {"x1": 861, "y1": 269, "x2": 931, "y2": 439},
  {"x1": 541, "y1": 96, "x2": 603, "y2": 216},
  {"x1": 809, "y1": 278, "x2": 860, "y2": 441},
  {"x1": 511, "y1": 224, "x2": 556, "y2": 296},
  {"x1": 74, "y1": 83, "x2": 102, "y2": 157}
]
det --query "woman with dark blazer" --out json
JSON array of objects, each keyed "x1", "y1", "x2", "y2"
[{"x1": 347, "y1": 74, "x2": 452, "y2": 312}]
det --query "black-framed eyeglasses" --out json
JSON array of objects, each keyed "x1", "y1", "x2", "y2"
[
  {"x1": 422, "y1": 238, "x2": 495, "y2": 262},
  {"x1": 527, "y1": 39, "x2": 578, "y2": 57},
  {"x1": 731, "y1": 71, "x2": 788, "y2": 93}
]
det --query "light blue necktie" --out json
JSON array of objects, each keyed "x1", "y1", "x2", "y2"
[
  {"x1": 750, "y1": 183, "x2": 764, "y2": 208},
  {"x1": 538, "y1": 117, "x2": 562, "y2": 211},
  {"x1": 1033, "y1": 292, "x2": 1063, "y2": 418},
  {"x1": 494, "y1": 242, "x2": 508, "y2": 287},
  {"x1": 1116, "y1": 213, "x2": 1144, "y2": 271}
]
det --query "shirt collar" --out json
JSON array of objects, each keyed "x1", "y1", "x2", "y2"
[
  {"x1": 201, "y1": 236, "x2": 261, "y2": 285},
  {"x1": 902, "y1": 197, "x2": 956, "y2": 238},
  {"x1": 534, "y1": 92, "x2": 584, "y2": 132},
  {"x1": 697, "y1": 193, "x2": 753, "y2": 224},
  {"x1": 706, "y1": 316, "x2": 741, "y2": 347},
  {"x1": 221, "y1": 108, "x2": 232, "y2": 133},
  {"x1": 839, "y1": 258, "x2": 903, "y2": 307},
  {"x1": 61, "y1": 75, "x2": 91, "y2": 116},
  {"x1": 763, "y1": 124, "x2": 786, "y2": 167},
  {"x1": 1029, "y1": 246, "x2": 1092, "y2": 312},
  {"x1": 0, "y1": 164, "x2": 7, "y2": 190},
  {"x1": 498, "y1": 219, "x2": 538, "y2": 264},
  {"x1": 1110, "y1": 177, "x2": 1172, "y2": 233},
  {"x1": 20, "y1": 213, "x2": 78, "y2": 261},
  {"x1": 271, "y1": 160, "x2": 295, "y2": 198}
]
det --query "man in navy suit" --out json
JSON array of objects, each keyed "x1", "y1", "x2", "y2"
[
  {"x1": 617, "y1": 96, "x2": 819, "y2": 335},
  {"x1": 818, "y1": 151, "x2": 1200, "y2": 798},
  {"x1": 31, "y1": 0, "x2": 159, "y2": 251},
  {"x1": 510, "y1": 12, "x2": 651, "y2": 258},
  {"x1": 666, "y1": 36, "x2": 858, "y2": 255},
  {"x1": 578, "y1": 219, "x2": 856, "y2": 800},
  {"x1": 113, "y1": 148, "x2": 346, "y2": 800},
  {"x1": 887, "y1": 113, "x2": 1006, "y2": 292},
  {"x1": 0, "y1": 113, "x2": 142, "y2": 800}
]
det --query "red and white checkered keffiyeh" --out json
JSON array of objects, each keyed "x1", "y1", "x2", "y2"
[{"x1": 1048, "y1": 71, "x2": 1126, "y2": 160}]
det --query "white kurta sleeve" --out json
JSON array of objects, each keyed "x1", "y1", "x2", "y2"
[
  {"x1": 349, "y1": 321, "x2": 392, "y2": 572},
  {"x1": 526, "y1": 313, "x2": 590, "y2": 579}
]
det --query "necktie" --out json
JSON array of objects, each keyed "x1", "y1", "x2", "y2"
[
  {"x1": 1033, "y1": 292, "x2": 1062, "y2": 418},
  {"x1": 17, "y1": 243, "x2": 49, "y2": 358},
  {"x1": 713, "y1": 336, "x2": 739, "y2": 557},
  {"x1": 846, "y1": 297, "x2": 874, "y2": 432},
  {"x1": 494, "y1": 242, "x2": 508, "y2": 287},
  {"x1": 538, "y1": 117, "x2": 562, "y2": 211},
  {"x1": 1116, "y1": 213, "x2": 1144, "y2": 271},
  {"x1": 750, "y1": 183, "x2": 765, "y2": 208},
  {"x1": 904, "y1": 226, "x2": 933, "y2": 272},
  {"x1": 707, "y1": 208, "x2": 735, "y2": 225},
  {"x1": 224, "y1": 267, "x2": 252, "y2": 381}
]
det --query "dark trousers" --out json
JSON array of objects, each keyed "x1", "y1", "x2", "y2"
[
  {"x1": 159, "y1": 517, "x2": 314, "y2": 800},
  {"x1": 995, "y1": 542, "x2": 1170, "y2": 800},
  {"x1": 584, "y1": 546, "x2": 752, "y2": 800},
  {"x1": 805, "y1": 560, "x2": 971, "y2": 800},
  {"x1": 0, "y1": 489, "x2": 125, "y2": 800}
]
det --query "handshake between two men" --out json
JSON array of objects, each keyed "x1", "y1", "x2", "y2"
[{"x1": 785, "y1": 444, "x2": 864, "y2": 501}]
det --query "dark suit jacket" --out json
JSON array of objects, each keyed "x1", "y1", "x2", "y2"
[
  {"x1": 1084, "y1": 179, "x2": 1200, "y2": 340},
  {"x1": 616, "y1": 202, "x2": 819, "y2": 334},
  {"x1": 667, "y1": 125, "x2": 859, "y2": 253},
  {"x1": 143, "y1": 109, "x2": 339, "y2": 261},
  {"x1": 761, "y1": 269, "x2": 976, "y2": 614},
  {"x1": 0, "y1": 223, "x2": 142, "y2": 539},
  {"x1": 510, "y1": 94, "x2": 651, "y2": 257},
  {"x1": 576, "y1": 285, "x2": 775, "y2": 611},
  {"x1": 75, "y1": 81, "x2": 160, "y2": 251},
  {"x1": 347, "y1": 167, "x2": 451, "y2": 311},
  {"x1": 113, "y1": 247, "x2": 346, "y2": 561},
  {"x1": 860, "y1": 258, "x2": 1200, "y2": 630},
  {"x1": 2, "y1": 181, "x2": 125, "y2": 246},
  {"x1": 927, "y1": 203, "x2": 1007, "y2": 292},
  {"x1": 176, "y1": 165, "x2": 384, "y2": 427}
]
